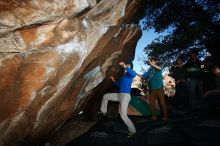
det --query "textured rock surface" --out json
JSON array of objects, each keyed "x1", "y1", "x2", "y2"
[{"x1": 0, "y1": 0, "x2": 142, "y2": 145}]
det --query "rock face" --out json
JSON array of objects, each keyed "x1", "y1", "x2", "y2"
[{"x1": 0, "y1": 0, "x2": 142, "y2": 145}]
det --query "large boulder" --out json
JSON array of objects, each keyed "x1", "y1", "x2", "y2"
[{"x1": 0, "y1": 0, "x2": 142, "y2": 145}]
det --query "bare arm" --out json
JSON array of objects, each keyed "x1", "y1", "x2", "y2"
[
  {"x1": 148, "y1": 60, "x2": 161, "y2": 70},
  {"x1": 110, "y1": 75, "x2": 119, "y2": 87},
  {"x1": 110, "y1": 76, "x2": 116, "y2": 82},
  {"x1": 119, "y1": 62, "x2": 127, "y2": 69},
  {"x1": 137, "y1": 73, "x2": 142, "y2": 78},
  {"x1": 119, "y1": 62, "x2": 136, "y2": 77},
  {"x1": 203, "y1": 88, "x2": 220, "y2": 98}
]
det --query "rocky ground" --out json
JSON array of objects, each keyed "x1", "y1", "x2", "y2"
[{"x1": 46, "y1": 108, "x2": 220, "y2": 146}]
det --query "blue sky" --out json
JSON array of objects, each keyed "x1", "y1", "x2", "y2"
[
  {"x1": 133, "y1": 19, "x2": 171, "y2": 74},
  {"x1": 133, "y1": 20, "x2": 159, "y2": 74}
]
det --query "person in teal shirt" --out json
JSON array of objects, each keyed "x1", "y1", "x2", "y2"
[
  {"x1": 139, "y1": 57, "x2": 168, "y2": 121},
  {"x1": 142, "y1": 65, "x2": 163, "y2": 90}
]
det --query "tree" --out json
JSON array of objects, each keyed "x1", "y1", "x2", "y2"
[{"x1": 142, "y1": 0, "x2": 220, "y2": 67}]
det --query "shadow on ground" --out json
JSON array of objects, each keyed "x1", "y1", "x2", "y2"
[{"x1": 66, "y1": 110, "x2": 220, "y2": 146}]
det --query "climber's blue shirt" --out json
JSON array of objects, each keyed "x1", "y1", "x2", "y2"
[{"x1": 114, "y1": 67, "x2": 136, "y2": 93}]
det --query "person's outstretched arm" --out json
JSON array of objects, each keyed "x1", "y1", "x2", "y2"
[
  {"x1": 148, "y1": 60, "x2": 161, "y2": 70},
  {"x1": 119, "y1": 62, "x2": 136, "y2": 77},
  {"x1": 137, "y1": 73, "x2": 142, "y2": 78},
  {"x1": 203, "y1": 88, "x2": 220, "y2": 98}
]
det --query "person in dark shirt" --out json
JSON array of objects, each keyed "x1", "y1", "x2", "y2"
[
  {"x1": 170, "y1": 56, "x2": 188, "y2": 110},
  {"x1": 202, "y1": 57, "x2": 216, "y2": 93},
  {"x1": 184, "y1": 51, "x2": 203, "y2": 79},
  {"x1": 184, "y1": 51, "x2": 204, "y2": 110},
  {"x1": 203, "y1": 65, "x2": 220, "y2": 111}
]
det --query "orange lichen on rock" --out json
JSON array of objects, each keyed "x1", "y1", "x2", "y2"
[{"x1": 20, "y1": 27, "x2": 37, "y2": 47}]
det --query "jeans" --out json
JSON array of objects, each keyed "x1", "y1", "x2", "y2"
[
  {"x1": 174, "y1": 81, "x2": 188, "y2": 109},
  {"x1": 186, "y1": 78, "x2": 203, "y2": 108}
]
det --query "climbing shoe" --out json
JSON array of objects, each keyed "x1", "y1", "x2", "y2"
[
  {"x1": 97, "y1": 111, "x2": 107, "y2": 117},
  {"x1": 127, "y1": 132, "x2": 136, "y2": 138}
]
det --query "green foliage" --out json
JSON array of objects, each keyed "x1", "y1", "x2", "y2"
[{"x1": 142, "y1": 0, "x2": 220, "y2": 67}]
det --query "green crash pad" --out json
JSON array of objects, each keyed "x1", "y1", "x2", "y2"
[{"x1": 129, "y1": 96, "x2": 161, "y2": 116}]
